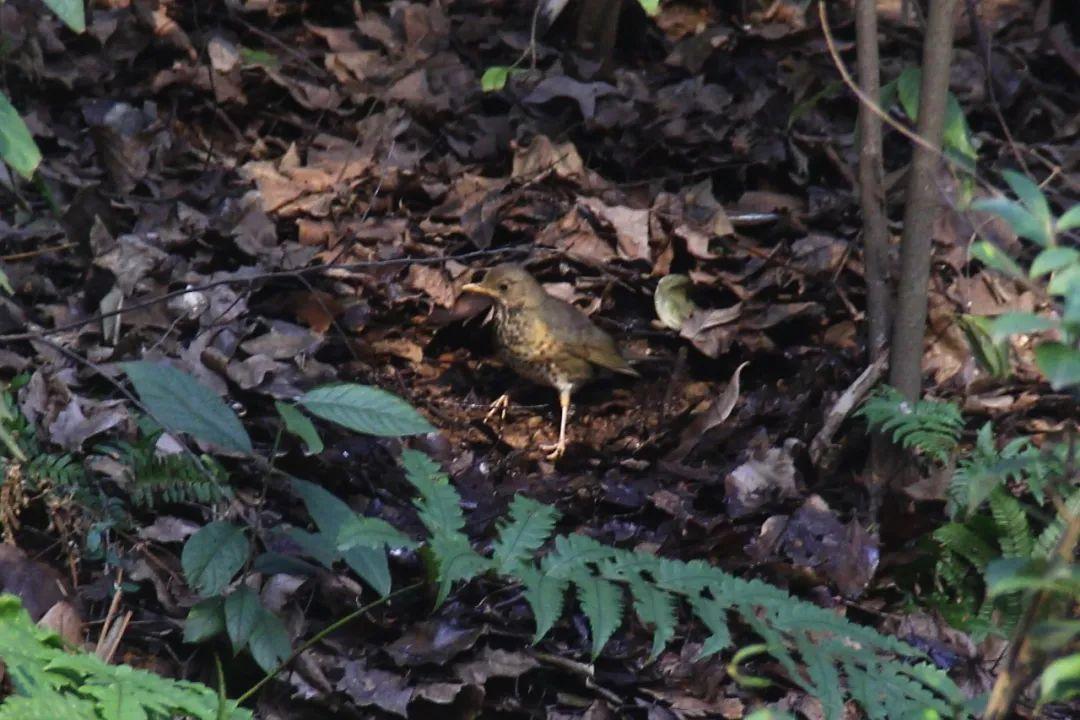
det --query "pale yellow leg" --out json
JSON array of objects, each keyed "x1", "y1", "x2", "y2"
[
  {"x1": 541, "y1": 387, "x2": 572, "y2": 459},
  {"x1": 485, "y1": 393, "x2": 510, "y2": 423}
]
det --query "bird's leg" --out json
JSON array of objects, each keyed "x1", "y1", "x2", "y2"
[
  {"x1": 541, "y1": 386, "x2": 572, "y2": 459},
  {"x1": 485, "y1": 393, "x2": 510, "y2": 423}
]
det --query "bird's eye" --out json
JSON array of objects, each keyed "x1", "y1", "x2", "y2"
[{"x1": 498, "y1": 282, "x2": 510, "y2": 292}]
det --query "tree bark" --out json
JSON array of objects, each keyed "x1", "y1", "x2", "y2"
[
  {"x1": 855, "y1": 0, "x2": 890, "y2": 363},
  {"x1": 888, "y1": 0, "x2": 960, "y2": 401}
]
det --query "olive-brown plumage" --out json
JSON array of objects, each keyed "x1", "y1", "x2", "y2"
[{"x1": 462, "y1": 264, "x2": 639, "y2": 458}]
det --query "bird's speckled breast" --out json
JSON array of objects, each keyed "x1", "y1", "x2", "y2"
[{"x1": 494, "y1": 305, "x2": 593, "y2": 389}]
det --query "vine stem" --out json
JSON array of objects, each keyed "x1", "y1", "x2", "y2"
[{"x1": 235, "y1": 582, "x2": 423, "y2": 705}]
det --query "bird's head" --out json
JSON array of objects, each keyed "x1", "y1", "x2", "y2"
[{"x1": 462, "y1": 264, "x2": 546, "y2": 309}]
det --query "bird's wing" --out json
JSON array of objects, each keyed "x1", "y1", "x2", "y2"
[{"x1": 541, "y1": 296, "x2": 640, "y2": 376}]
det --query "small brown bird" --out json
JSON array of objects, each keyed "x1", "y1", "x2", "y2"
[{"x1": 462, "y1": 264, "x2": 639, "y2": 458}]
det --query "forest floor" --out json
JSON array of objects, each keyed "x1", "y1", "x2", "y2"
[{"x1": 1, "y1": 0, "x2": 1078, "y2": 718}]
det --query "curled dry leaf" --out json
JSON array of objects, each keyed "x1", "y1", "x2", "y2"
[{"x1": 667, "y1": 361, "x2": 749, "y2": 462}]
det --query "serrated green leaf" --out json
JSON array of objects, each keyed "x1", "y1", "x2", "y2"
[
  {"x1": 122, "y1": 361, "x2": 253, "y2": 454},
  {"x1": 690, "y1": 596, "x2": 732, "y2": 659},
  {"x1": 248, "y1": 608, "x2": 291, "y2": 674},
  {"x1": 1057, "y1": 204, "x2": 1080, "y2": 232},
  {"x1": 492, "y1": 495, "x2": 559, "y2": 574},
  {"x1": 42, "y1": 0, "x2": 85, "y2": 32},
  {"x1": 429, "y1": 531, "x2": 490, "y2": 605},
  {"x1": 299, "y1": 383, "x2": 434, "y2": 437},
  {"x1": 182, "y1": 522, "x2": 248, "y2": 597},
  {"x1": 0, "y1": 91, "x2": 43, "y2": 179},
  {"x1": 972, "y1": 197, "x2": 1050, "y2": 247},
  {"x1": 1034, "y1": 342, "x2": 1080, "y2": 389},
  {"x1": 224, "y1": 586, "x2": 261, "y2": 650},
  {"x1": 971, "y1": 239, "x2": 1024, "y2": 278},
  {"x1": 571, "y1": 569, "x2": 623, "y2": 658},
  {"x1": 987, "y1": 312, "x2": 1058, "y2": 340},
  {"x1": 402, "y1": 449, "x2": 466, "y2": 535},
  {"x1": 628, "y1": 576, "x2": 675, "y2": 660},
  {"x1": 519, "y1": 563, "x2": 569, "y2": 643},
  {"x1": 275, "y1": 401, "x2": 323, "y2": 455},
  {"x1": 184, "y1": 597, "x2": 225, "y2": 643},
  {"x1": 1030, "y1": 247, "x2": 1080, "y2": 277}
]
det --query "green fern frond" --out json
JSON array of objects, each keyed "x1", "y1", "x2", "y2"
[
  {"x1": 0, "y1": 594, "x2": 250, "y2": 720},
  {"x1": 570, "y1": 567, "x2": 624, "y2": 659},
  {"x1": 988, "y1": 488, "x2": 1034, "y2": 558},
  {"x1": 492, "y1": 496, "x2": 559, "y2": 574},
  {"x1": 858, "y1": 387, "x2": 962, "y2": 463},
  {"x1": 1034, "y1": 489, "x2": 1080, "y2": 558}
]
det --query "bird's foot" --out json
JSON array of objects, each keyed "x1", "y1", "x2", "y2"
[
  {"x1": 539, "y1": 440, "x2": 566, "y2": 460},
  {"x1": 485, "y1": 393, "x2": 510, "y2": 423}
]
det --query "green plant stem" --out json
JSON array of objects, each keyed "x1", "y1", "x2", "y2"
[{"x1": 235, "y1": 582, "x2": 422, "y2": 705}]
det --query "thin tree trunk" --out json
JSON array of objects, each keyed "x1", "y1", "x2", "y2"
[
  {"x1": 855, "y1": 0, "x2": 892, "y2": 518},
  {"x1": 888, "y1": 0, "x2": 960, "y2": 401},
  {"x1": 856, "y1": 0, "x2": 890, "y2": 364}
]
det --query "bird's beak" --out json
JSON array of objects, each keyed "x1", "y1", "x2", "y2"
[{"x1": 461, "y1": 282, "x2": 498, "y2": 299}]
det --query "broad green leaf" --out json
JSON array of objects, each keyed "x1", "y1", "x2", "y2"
[
  {"x1": 1057, "y1": 204, "x2": 1080, "y2": 232},
  {"x1": 248, "y1": 608, "x2": 291, "y2": 674},
  {"x1": 292, "y1": 478, "x2": 392, "y2": 595},
  {"x1": 337, "y1": 515, "x2": 417, "y2": 552},
  {"x1": 1039, "y1": 653, "x2": 1080, "y2": 705},
  {"x1": 635, "y1": 0, "x2": 660, "y2": 15},
  {"x1": 281, "y1": 526, "x2": 339, "y2": 568},
  {"x1": 298, "y1": 384, "x2": 434, "y2": 437},
  {"x1": 224, "y1": 586, "x2": 261, "y2": 650},
  {"x1": 1034, "y1": 342, "x2": 1080, "y2": 389},
  {"x1": 971, "y1": 239, "x2": 1024, "y2": 278},
  {"x1": 342, "y1": 545, "x2": 392, "y2": 597},
  {"x1": 1048, "y1": 263, "x2": 1080, "y2": 297},
  {"x1": 971, "y1": 197, "x2": 1050, "y2": 247},
  {"x1": 896, "y1": 67, "x2": 921, "y2": 121},
  {"x1": 275, "y1": 401, "x2": 323, "y2": 455},
  {"x1": 943, "y1": 94, "x2": 977, "y2": 162},
  {"x1": 481, "y1": 66, "x2": 511, "y2": 92},
  {"x1": 42, "y1": 0, "x2": 85, "y2": 32},
  {"x1": 182, "y1": 522, "x2": 248, "y2": 597},
  {"x1": 0, "y1": 91, "x2": 42, "y2": 179},
  {"x1": 1030, "y1": 247, "x2": 1080, "y2": 277},
  {"x1": 122, "y1": 361, "x2": 253, "y2": 454},
  {"x1": 1002, "y1": 170, "x2": 1052, "y2": 229},
  {"x1": 184, "y1": 597, "x2": 226, "y2": 643},
  {"x1": 987, "y1": 312, "x2": 1058, "y2": 340}
]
